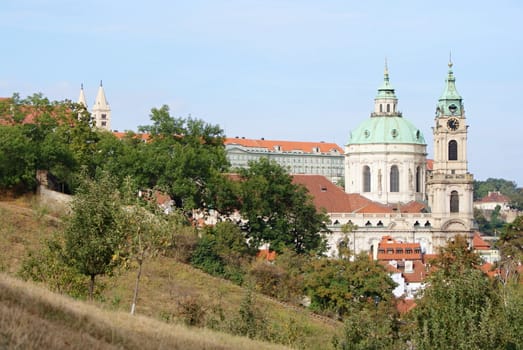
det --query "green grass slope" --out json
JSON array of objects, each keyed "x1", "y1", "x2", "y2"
[{"x1": 0, "y1": 198, "x2": 341, "y2": 349}]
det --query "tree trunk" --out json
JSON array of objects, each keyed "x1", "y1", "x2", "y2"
[
  {"x1": 130, "y1": 256, "x2": 144, "y2": 315},
  {"x1": 89, "y1": 274, "x2": 95, "y2": 301}
]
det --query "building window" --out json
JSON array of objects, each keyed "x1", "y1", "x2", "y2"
[
  {"x1": 450, "y1": 190, "x2": 459, "y2": 213},
  {"x1": 380, "y1": 104, "x2": 383, "y2": 113},
  {"x1": 416, "y1": 166, "x2": 421, "y2": 193},
  {"x1": 101, "y1": 113, "x2": 107, "y2": 120},
  {"x1": 390, "y1": 165, "x2": 399, "y2": 192},
  {"x1": 363, "y1": 166, "x2": 371, "y2": 192},
  {"x1": 448, "y1": 140, "x2": 458, "y2": 161},
  {"x1": 387, "y1": 104, "x2": 390, "y2": 112},
  {"x1": 101, "y1": 121, "x2": 106, "y2": 126}
]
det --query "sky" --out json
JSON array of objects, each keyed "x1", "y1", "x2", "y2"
[{"x1": 1, "y1": 0, "x2": 522, "y2": 185}]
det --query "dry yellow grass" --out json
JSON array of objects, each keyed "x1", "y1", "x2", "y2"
[
  {"x1": 0, "y1": 198, "x2": 341, "y2": 349},
  {"x1": 0, "y1": 273, "x2": 289, "y2": 350}
]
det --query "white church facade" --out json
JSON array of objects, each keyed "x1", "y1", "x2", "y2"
[{"x1": 295, "y1": 61, "x2": 475, "y2": 258}]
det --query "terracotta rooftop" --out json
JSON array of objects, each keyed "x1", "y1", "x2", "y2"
[
  {"x1": 476, "y1": 191, "x2": 510, "y2": 204},
  {"x1": 377, "y1": 236, "x2": 423, "y2": 261},
  {"x1": 472, "y1": 232, "x2": 492, "y2": 250},
  {"x1": 224, "y1": 137, "x2": 344, "y2": 154},
  {"x1": 292, "y1": 175, "x2": 393, "y2": 213}
]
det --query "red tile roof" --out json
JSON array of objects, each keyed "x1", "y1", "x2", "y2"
[
  {"x1": 224, "y1": 137, "x2": 343, "y2": 154},
  {"x1": 292, "y1": 174, "x2": 393, "y2": 213},
  {"x1": 426, "y1": 159, "x2": 434, "y2": 171},
  {"x1": 472, "y1": 232, "x2": 492, "y2": 250},
  {"x1": 377, "y1": 236, "x2": 423, "y2": 261},
  {"x1": 476, "y1": 191, "x2": 510, "y2": 204}
]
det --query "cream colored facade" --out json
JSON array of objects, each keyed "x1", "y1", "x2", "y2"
[{"x1": 324, "y1": 62, "x2": 475, "y2": 258}]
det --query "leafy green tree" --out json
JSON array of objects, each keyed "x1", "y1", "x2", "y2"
[
  {"x1": 0, "y1": 125, "x2": 36, "y2": 191},
  {"x1": 237, "y1": 158, "x2": 328, "y2": 255},
  {"x1": 410, "y1": 236, "x2": 498, "y2": 350},
  {"x1": 137, "y1": 105, "x2": 229, "y2": 212},
  {"x1": 497, "y1": 215, "x2": 523, "y2": 284},
  {"x1": 61, "y1": 171, "x2": 125, "y2": 300},
  {"x1": 304, "y1": 253, "x2": 396, "y2": 318},
  {"x1": 191, "y1": 221, "x2": 255, "y2": 284},
  {"x1": 334, "y1": 305, "x2": 400, "y2": 350}
]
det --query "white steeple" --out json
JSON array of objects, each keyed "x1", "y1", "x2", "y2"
[
  {"x1": 91, "y1": 80, "x2": 111, "y2": 130},
  {"x1": 78, "y1": 83, "x2": 87, "y2": 107}
]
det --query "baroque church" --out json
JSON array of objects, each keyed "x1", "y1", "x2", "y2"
[{"x1": 293, "y1": 60, "x2": 475, "y2": 258}]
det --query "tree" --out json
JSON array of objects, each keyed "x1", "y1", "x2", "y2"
[
  {"x1": 137, "y1": 105, "x2": 229, "y2": 212},
  {"x1": 497, "y1": 215, "x2": 523, "y2": 284},
  {"x1": 191, "y1": 221, "x2": 255, "y2": 284},
  {"x1": 237, "y1": 158, "x2": 328, "y2": 255},
  {"x1": 410, "y1": 236, "x2": 498, "y2": 350},
  {"x1": 304, "y1": 253, "x2": 396, "y2": 318},
  {"x1": 61, "y1": 171, "x2": 124, "y2": 300}
]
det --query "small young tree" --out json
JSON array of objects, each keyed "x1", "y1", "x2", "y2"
[
  {"x1": 61, "y1": 171, "x2": 124, "y2": 300},
  {"x1": 120, "y1": 204, "x2": 177, "y2": 315}
]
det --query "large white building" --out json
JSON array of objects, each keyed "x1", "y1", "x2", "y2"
[
  {"x1": 295, "y1": 61, "x2": 475, "y2": 258},
  {"x1": 225, "y1": 137, "x2": 344, "y2": 183}
]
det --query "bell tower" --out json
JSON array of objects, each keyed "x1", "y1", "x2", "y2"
[
  {"x1": 427, "y1": 60, "x2": 474, "y2": 231},
  {"x1": 91, "y1": 81, "x2": 111, "y2": 131}
]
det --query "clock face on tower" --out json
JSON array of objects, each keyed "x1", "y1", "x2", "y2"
[{"x1": 447, "y1": 117, "x2": 460, "y2": 131}]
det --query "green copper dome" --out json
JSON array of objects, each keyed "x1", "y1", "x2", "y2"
[
  {"x1": 348, "y1": 116, "x2": 426, "y2": 145},
  {"x1": 347, "y1": 63, "x2": 426, "y2": 146}
]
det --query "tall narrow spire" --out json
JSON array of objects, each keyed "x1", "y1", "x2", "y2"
[
  {"x1": 78, "y1": 83, "x2": 87, "y2": 107},
  {"x1": 437, "y1": 59, "x2": 463, "y2": 117},
  {"x1": 93, "y1": 81, "x2": 109, "y2": 108},
  {"x1": 91, "y1": 80, "x2": 111, "y2": 130}
]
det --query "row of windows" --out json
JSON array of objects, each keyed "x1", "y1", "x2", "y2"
[
  {"x1": 379, "y1": 248, "x2": 421, "y2": 254},
  {"x1": 362, "y1": 166, "x2": 423, "y2": 193}
]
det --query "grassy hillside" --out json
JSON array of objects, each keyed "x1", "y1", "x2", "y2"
[
  {"x1": 0, "y1": 273, "x2": 288, "y2": 350},
  {"x1": 0, "y1": 198, "x2": 341, "y2": 349}
]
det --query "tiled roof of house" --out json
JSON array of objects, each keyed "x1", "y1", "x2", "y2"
[
  {"x1": 376, "y1": 236, "x2": 423, "y2": 261},
  {"x1": 476, "y1": 191, "x2": 510, "y2": 204},
  {"x1": 472, "y1": 232, "x2": 492, "y2": 250},
  {"x1": 224, "y1": 137, "x2": 344, "y2": 154},
  {"x1": 403, "y1": 260, "x2": 427, "y2": 283}
]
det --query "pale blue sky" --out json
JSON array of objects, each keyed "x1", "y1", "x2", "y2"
[{"x1": 1, "y1": 0, "x2": 522, "y2": 185}]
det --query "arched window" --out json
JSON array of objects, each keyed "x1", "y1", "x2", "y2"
[
  {"x1": 416, "y1": 166, "x2": 421, "y2": 193},
  {"x1": 390, "y1": 165, "x2": 399, "y2": 192},
  {"x1": 363, "y1": 166, "x2": 371, "y2": 192},
  {"x1": 448, "y1": 140, "x2": 458, "y2": 161},
  {"x1": 450, "y1": 190, "x2": 459, "y2": 213}
]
